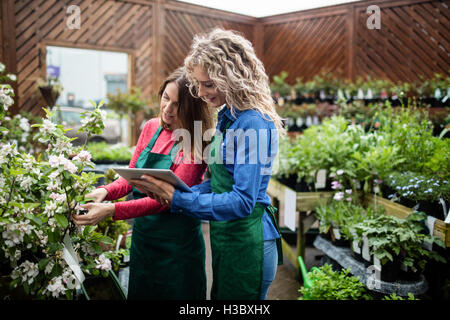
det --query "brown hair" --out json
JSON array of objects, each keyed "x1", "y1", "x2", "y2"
[{"x1": 158, "y1": 67, "x2": 213, "y2": 161}]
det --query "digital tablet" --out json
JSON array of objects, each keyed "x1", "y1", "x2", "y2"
[{"x1": 112, "y1": 168, "x2": 192, "y2": 192}]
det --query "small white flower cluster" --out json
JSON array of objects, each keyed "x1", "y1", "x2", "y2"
[
  {"x1": 48, "y1": 153, "x2": 77, "y2": 174},
  {"x1": 81, "y1": 109, "x2": 106, "y2": 127},
  {"x1": 0, "y1": 85, "x2": 14, "y2": 112},
  {"x1": 45, "y1": 269, "x2": 77, "y2": 298},
  {"x1": 95, "y1": 253, "x2": 112, "y2": 272},
  {"x1": 11, "y1": 260, "x2": 39, "y2": 286},
  {"x1": 1, "y1": 219, "x2": 33, "y2": 247},
  {"x1": 40, "y1": 119, "x2": 57, "y2": 135},
  {"x1": 73, "y1": 150, "x2": 92, "y2": 163},
  {"x1": 0, "y1": 142, "x2": 18, "y2": 165}
]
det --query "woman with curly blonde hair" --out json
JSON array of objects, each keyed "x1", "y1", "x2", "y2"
[{"x1": 133, "y1": 28, "x2": 284, "y2": 300}]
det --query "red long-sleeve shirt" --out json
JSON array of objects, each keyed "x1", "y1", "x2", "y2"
[{"x1": 100, "y1": 118, "x2": 207, "y2": 220}]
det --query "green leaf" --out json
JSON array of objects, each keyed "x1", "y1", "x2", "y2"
[
  {"x1": 54, "y1": 214, "x2": 68, "y2": 229},
  {"x1": 26, "y1": 214, "x2": 43, "y2": 226},
  {"x1": 38, "y1": 258, "x2": 50, "y2": 271},
  {"x1": 99, "y1": 235, "x2": 113, "y2": 245}
]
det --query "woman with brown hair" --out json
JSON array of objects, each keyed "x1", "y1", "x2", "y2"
[{"x1": 72, "y1": 67, "x2": 213, "y2": 300}]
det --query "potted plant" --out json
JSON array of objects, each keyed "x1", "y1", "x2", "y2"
[
  {"x1": 270, "y1": 71, "x2": 292, "y2": 102},
  {"x1": 106, "y1": 87, "x2": 149, "y2": 146},
  {"x1": 353, "y1": 211, "x2": 446, "y2": 282},
  {"x1": 298, "y1": 264, "x2": 372, "y2": 300},
  {"x1": 36, "y1": 77, "x2": 63, "y2": 109},
  {"x1": 384, "y1": 172, "x2": 449, "y2": 220}
]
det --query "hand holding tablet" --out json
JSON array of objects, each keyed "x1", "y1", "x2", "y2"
[{"x1": 112, "y1": 168, "x2": 192, "y2": 192}]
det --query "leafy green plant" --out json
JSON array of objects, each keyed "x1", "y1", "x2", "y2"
[
  {"x1": 86, "y1": 141, "x2": 133, "y2": 163},
  {"x1": 97, "y1": 218, "x2": 130, "y2": 251},
  {"x1": 382, "y1": 292, "x2": 418, "y2": 300},
  {"x1": 270, "y1": 71, "x2": 292, "y2": 97},
  {"x1": 315, "y1": 200, "x2": 381, "y2": 240},
  {"x1": 0, "y1": 63, "x2": 115, "y2": 299},
  {"x1": 353, "y1": 211, "x2": 446, "y2": 272},
  {"x1": 298, "y1": 264, "x2": 372, "y2": 300}
]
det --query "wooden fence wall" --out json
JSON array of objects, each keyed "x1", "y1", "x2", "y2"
[
  {"x1": 0, "y1": 0, "x2": 256, "y2": 143},
  {"x1": 0, "y1": 0, "x2": 448, "y2": 140},
  {"x1": 260, "y1": 0, "x2": 449, "y2": 84}
]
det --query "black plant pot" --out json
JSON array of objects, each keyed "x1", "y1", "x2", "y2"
[
  {"x1": 380, "y1": 184, "x2": 396, "y2": 199},
  {"x1": 295, "y1": 179, "x2": 314, "y2": 192},
  {"x1": 80, "y1": 271, "x2": 126, "y2": 300},
  {"x1": 320, "y1": 231, "x2": 332, "y2": 242},
  {"x1": 380, "y1": 259, "x2": 401, "y2": 282},
  {"x1": 399, "y1": 197, "x2": 417, "y2": 209},
  {"x1": 351, "y1": 250, "x2": 371, "y2": 268},
  {"x1": 398, "y1": 268, "x2": 422, "y2": 282},
  {"x1": 276, "y1": 174, "x2": 298, "y2": 190},
  {"x1": 417, "y1": 200, "x2": 447, "y2": 220},
  {"x1": 295, "y1": 97, "x2": 303, "y2": 105},
  {"x1": 330, "y1": 228, "x2": 350, "y2": 248}
]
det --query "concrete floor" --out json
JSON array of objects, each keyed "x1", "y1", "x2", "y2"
[{"x1": 201, "y1": 221, "x2": 324, "y2": 300}]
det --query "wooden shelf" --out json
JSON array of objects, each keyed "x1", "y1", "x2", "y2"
[{"x1": 267, "y1": 178, "x2": 450, "y2": 273}]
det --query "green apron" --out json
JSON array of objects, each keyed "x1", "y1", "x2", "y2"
[
  {"x1": 208, "y1": 120, "x2": 282, "y2": 300},
  {"x1": 128, "y1": 126, "x2": 206, "y2": 300}
]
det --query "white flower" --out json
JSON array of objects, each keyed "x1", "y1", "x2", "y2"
[
  {"x1": 46, "y1": 180, "x2": 60, "y2": 191},
  {"x1": 40, "y1": 119, "x2": 56, "y2": 135},
  {"x1": 16, "y1": 219, "x2": 33, "y2": 235},
  {"x1": 46, "y1": 277, "x2": 66, "y2": 298},
  {"x1": 44, "y1": 260, "x2": 54, "y2": 275},
  {"x1": 95, "y1": 254, "x2": 112, "y2": 272},
  {"x1": 19, "y1": 117, "x2": 30, "y2": 132},
  {"x1": 336, "y1": 169, "x2": 344, "y2": 175},
  {"x1": 19, "y1": 175, "x2": 33, "y2": 191},
  {"x1": 333, "y1": 192, "x2": 344, "y2": 201},
  {"x1": 53, "y1": 138, "x2": 73, "y2": 154},
  {"x1": 1, "y1": 142, "x2": 18, "y2": 158},
  {"x1": 49, "y1": 154, "x2": 66, "y2": 167},
  {"x1": 73, "y1": 150, "x2": 91, "y2": 163},
  {"x1": 49, "y1": 193, "x2": 66, "y2": 203},
  {"x1": 0, "y1": 63, "x2": 4, "y2": 72},
  {"x1": 6, "y1": 74, "x2": 16, "y2": 81},
  {"x1": 21, "y1": 261, "x2": 39, "y2": 284},
  {"x1": 62, "y1": 270, "x2": 77, "y2": 290},
  {"x1": 63, "y1": 160, "x2": 77, "y2": 174}
]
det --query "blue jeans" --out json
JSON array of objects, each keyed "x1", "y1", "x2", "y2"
[{"x1": 260, "y1": 239, "x2": 278, "y2": 300}]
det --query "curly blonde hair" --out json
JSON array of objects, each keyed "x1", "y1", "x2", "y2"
[{"x1": 184, "y1": 28, "x2": 285, "y2": 134}]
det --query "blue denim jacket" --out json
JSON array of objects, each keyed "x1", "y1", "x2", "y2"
[{"x1": 171, "y1": 106, "x2": 280, "y2": 240}]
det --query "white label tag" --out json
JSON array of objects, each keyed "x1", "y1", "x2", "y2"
[
  {"x1": 362, "y1": 236, "x2": 371, "y2": 261},
  {"x1": 315, "y1": 169, "x2": 327, "y2": 189},
  {"x1": 284, "y1": 187, "x2": 297, "y2": 232},
  {"x1": 445, "y1": 207, "x2": 450, "y2": 224},
  {"x1": 115, "y1": 234, "x2": 123, "y2": 252},
  {"x1": 373, "y1": 252, "x2": 382, "y2": 272},
  {"x1": 63, "y1": 234, "x2": 85, "y2": 289},
  {"x1": 424, "y1": 216, "x2": 436, "y2": 251},
  {"x1": 332, "y1": 227, "x2": 341, "y2": 240},
  {"x1": 349, "y1": 229, "x2": 360, "y2": 254},
  {"x1": 352, "y1": 241, "x2": 361, "y2": 254}
]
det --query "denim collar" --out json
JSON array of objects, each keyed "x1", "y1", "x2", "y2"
[{"x1": 218, "y1": 105, "x2": 242, "y2": 124}]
